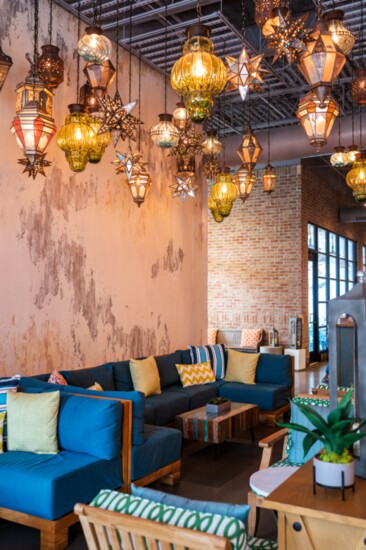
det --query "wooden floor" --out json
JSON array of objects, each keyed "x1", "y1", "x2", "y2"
[{"x1": 0, "y1": 362, "x2": 327, "y2": 549}]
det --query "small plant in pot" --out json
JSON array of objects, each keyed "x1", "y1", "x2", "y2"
[
  {"x1": 277, "y1": 389, "x2": 366, "y2": 491},
  {"x1": 206, "y1": 397, "x2": 231, "y2": 414}
]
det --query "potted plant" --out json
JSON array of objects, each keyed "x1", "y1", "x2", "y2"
[
  {"x1": 277, "y1": 389, "x2": 366, "y2": 489},
  {"x1": 206, "y1": 397, "x2": 231, "y2": 414}
]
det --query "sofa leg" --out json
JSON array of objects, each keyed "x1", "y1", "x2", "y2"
[
  {"x1": 247, "y1": 490, "x2": 262, "y2": 537},
  {"x1": 40, "y1": 525, "x2": 69, "y2": 550},
  {"x1": 161, "y1": 469, "x2": 181, "y2": 486}
]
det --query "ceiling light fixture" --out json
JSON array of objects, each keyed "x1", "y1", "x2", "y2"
[
  {"x1": 233, "y1": 165, "x2": 256, "y2": 202},
  {"x1": 346, "y1": 105, "x2": 366, "y2": 202},
  {"x1": 352, "y1": 1, "x2": 366, "y2": 105},
  {"x1": 262, "y1": 84, "x2": 276, "y2": 193},
  {"x1": 330, "y1": 113, "x2": 349, "y2": 167},
  {"x1": 324, "y1": 9, "x2": 355, "y2": 56},
  {"x1": 266, "y1": 9, "x2": 310, "y2": 65},
  {"x1": 38, "y1": 0, "x2": 64, "y2": 89},
  {"x1": 255, "y1": 0, "x2": 283, "y2": 32},
  {"x1": 78, "y1": 0, "x2": 112, "y2": 64},
  {"x1": 208, "y1": 196, "x2": 224, "y2": 223},
  {"x1": 173, "y1": 101, "x2": 189, "y2": 131},
  {"x1": 296, "y1": 90, "x2": 339, "y2": 152},
  {"x1": 211, "y1": 168, "x2": 238, "y2": 217},
  {"x1": 237, "y1": 127, "x2": 263, "y2": 173}
]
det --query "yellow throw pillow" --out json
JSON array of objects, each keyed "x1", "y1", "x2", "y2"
[
  {"x1": 6, "y1": 391, "x2": 60, "y2": 454},
  {"x1": 176, "y1": 362, "x2": 215, "y2": 388},
  {"x1": 129, "y1": 357, "x2": 161, "y2": 397},
  {"x1": 224, "y1": 350, "x2": 260, "y2": 385},
  {"x1": 87, "y1": 382, "x2": 103, "y2": 391}
]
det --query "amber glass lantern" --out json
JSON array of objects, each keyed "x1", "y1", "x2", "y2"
[
  {"x1": 0, "y1": 45, "x2": 13, "y2": 92},
  {"x1": 296, "y1": 91, "x2": 339, "y2": 151},
  {"x1": 255, "y1": 0, "x2": 282, "y2": 31},
  {"x1": 78, "y1": 26, "x2": 112, "y2": 64},
  {"x1": 237, "y1": 128, "x2": 263, "y2": 173},
  {"x1": 171, "y1": 24, "x2": 227, "y2": 123},
  {"x1": 347, "y1": 144, "x2": 361, "y2": 164},
  {"x1": 38, "y1": 44, "x2": 64, "y2": 89},
  {"x1": 298, "y1": 17, "x2": 346, "y2": 107},
  {"x1": 56, "y1": 103, "x2": 96, "y2": 172},
  {"x1": 208, "y1": 196, "x2": 224, "y2": 223},
  {"x1": 233, "y1": 165, "x2": 256, "y2": 202},
  {"x1": 262, "y1": 163, "x2": 276, "y2": 194},
  {"x1": 151, "y1": 113, "x2": 180, "y2": 149},
  {"x1": 87, "y1": 110, "x2": 111, "y2": 163},
  {"x1": 211, "y1": 169, "x2": 238, "y2": 217},
  {"x1": 324, "y1": 10, "x2": 355, "y2": 56},
  {"x1": 352, "y1": 68, "x2": 366, "y2": 106},
  {"x1": 84, "y1": 59, "x2": 116, "y2": 99},
  {"x1": 128, "y1": 169, "x2": 151, "y2": 207},
  {"x1": 330, "y1": 146, "x2": 349, "y2": 168},
  {"x1": 346, "y1": 158, "x2": 366, "y2": 203},
  {"x1": 202, "y1": 131, "x2": 222, "y2": 156},
  {"x1": 173, "y1": 102, "x2": 189, "y2": 130}
]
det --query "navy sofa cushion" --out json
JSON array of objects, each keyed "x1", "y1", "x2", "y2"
[
  {"x1": 112, "y1": 360, "x2": 134, "y2": 391},
  {"x1": 164, "y1": 383, "x2": 219, "y2": 409},
  {"x1": 176, "y1": 349, "x2": 192, "y2": 364},
  {"x1": 255, "y1": 354, "x2": 292, "y2": 387},
  {"x1": 219, "y1": 382, "x2": 290, "y2": 411},
  {"x1": 0, "y1": 451, "x2": 121, "y2": 520},
  {"x1": 20, "y1": 377, "x2": 145, "y2": 446},
  {"x1": 144, "y1": 403, "x2": 156, "y2": 425},
  {"x1": 132, "y1": 425, "x2": 182, "y2": 481},
  {"x1": 146, "y1": 392, "x2": 190, "y2": 425},
  {"x1": 154, "y1": 352, "x2": 181, "y2": 389},
  {"x1": 60, "y1": 363, "x2": 115, "y2": 391}
]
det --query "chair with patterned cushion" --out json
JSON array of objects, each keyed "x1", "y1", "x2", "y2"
[
  {"x1": 240, "y1": 329, "x2": 264, "y2": 353},
  {"x1": 247, "y1": 395, "x2": 330, "y2": 536}
]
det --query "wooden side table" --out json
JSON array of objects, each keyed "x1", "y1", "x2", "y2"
[{"x1": 263, "y1": 460, "x2": 366, "y2": 549}]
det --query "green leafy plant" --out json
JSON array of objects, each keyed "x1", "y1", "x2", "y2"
[
  {"x1": 277, "y1": 389, "x2": 366, "y2": 464},
  {"x1": 207, "y1": 397, "x2": 230, "y2": 405}
]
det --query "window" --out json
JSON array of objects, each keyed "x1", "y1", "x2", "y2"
[
  {"x1": 308, "y1": 224, "x2": 357, "y2": 361},
  {"x1": 363, "y1": 246, "x2": 366, "y2": 272}
]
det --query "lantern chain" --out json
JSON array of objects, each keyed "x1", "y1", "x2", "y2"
[
  {"x1": 33, "y1": 0, "x2": 39, "y2": 88},
  {"x1": 48, "y1": 0, "x2": 53, "y2": 43},
  {"x1": 361, "y1": 0, "x2": 364, "y2": 63},
  {"x1": 241, "y1": 0, "x2": 246, "y2": 43},
  {"x1": 222, "y1": 38, "x2": 226, "y2": 167},
  {"x1": 196, "y1": 1, "x2": 201, "y2": 22},
  {"x1": 77, "y1": 0, "x2": 81, "y2": 102},
  {"x1": 129, "y1": 0, "x2": 132, "y2": 103},
  {"x1": 98, "y1": 0, "x2": 102, "y2": 27},
  {"x1": 93, "y1": 0, "x2": 98, "y2": 26},
  {"x1": 317, "y1": 0, "x2": 323, "y2": 19},
  {"x1": 164, "y1": 0, "x2": 168, "y2": 114},
  {"x1": 138, "y1": 46, "x2": 141, "y2": 150},
  {"x1": 360, "y1": 105, "x2": 363, "y2": 155},
  {"x1": 115, "y1": 0, "x2": 119, "y2": 91},
  {"x1": 267, "y1": 84, "x2": 271, "y2": 165}
]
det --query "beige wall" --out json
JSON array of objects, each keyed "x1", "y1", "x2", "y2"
[{"x1": 0, "y1": 0, "x2": 207, "y2": 376}]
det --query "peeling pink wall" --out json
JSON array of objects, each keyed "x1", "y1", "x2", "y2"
[{"x1": 0, "y1": 0, "x2": 207, "y2": 376}]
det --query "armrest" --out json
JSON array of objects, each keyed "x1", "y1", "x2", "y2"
[
  {"x1": 258, "y1": 428, "x2": 289, "y2": 470},
  {"x1": 258, "y1": 428, "x2": 288, "y2": 448}
]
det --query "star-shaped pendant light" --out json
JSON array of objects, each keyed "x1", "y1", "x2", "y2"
[
  {"x1": 267, "y1": 11, "x2": 311, "y2": 64},
  {"x1": 170, "y1": 122, "x2": 203, "y2": 159},
  {"x1": 112, "y1": 146, "x2": 146, "y2": 181},
  {"x1": 203, "y1": 156, "x2": 220, "y2": 182},
  {"x1": 18, "y1": 153, "x2": 51, "y2": 179},
  {"x1": 169, "y1": 174, "x2": 198, "y2": 200},
  {"x1": 97, "y1": 91, "x2": 142, "y2": 144},
  {"x1": 226, "y1": 48, "x2": 266, "y2": 100}
]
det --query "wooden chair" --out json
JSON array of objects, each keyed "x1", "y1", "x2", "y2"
[{"x1": 74, "y1": 503, "x2": 231, "y2": 550}]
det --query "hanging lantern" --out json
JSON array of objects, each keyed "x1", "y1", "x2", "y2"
[
  {"x1": 78, "y1": 26, "x2": 112, "y2": 64},
  {"x1": 11, "y1": 100, "x2": 56, "y2": 164},
  {"x1": 262, "y1": 6, "x2": 289, "y2": 37},
  {"x1": 173, "y1": 101, "x2": 189, "y2": 130},
  {"x1": 128, "y1": 168, "x2": 151, "y2": 207},
  {"x1": 352, "y1": 68, "x2": 366, "y2": 106},
  {"x1": 177, "y1": 154, "x2": 195, "y2": 178},
  {"x1": 262, "y1": 163, "x2": 276, "y2": 193},
  {"x1": 208, "y1": 196, "x2": 224, "y2": 223},
  {"x1": 237, "y1": 127, "x2": 263, "y2": 173},
  {"x1": 170, "y1": 174, "x2": 198, "y2": 200},
  {"x1": 0, "y1": 45, "x2": 13, "y2": 92},
  {"x1": 298, "y1": 17, "x2": 346, "y2": 107},
  {"x1": 211, "y1": 169, "x2": 238, "y2": 217},
  {"x1": 171, "y1": 24, "x2": 227, "y2": 123},
  {"x1": 56, "y1": 103, "x2": 96, "y2": 172},
  {"x1": 151, "y1": 113, "x2": 180, "y2": 149},
  {"x1": 347, "y1": 144, "x2": 361, "y2": 164},
  {"x1": 202, "y1": 131, "x2": 222, "y2": 156},
  {"x1": 324, "y1": 10, "x2": 355, "y2": 56},
  {"x1": 296, "y1": 91, "x2": 339, "y2": 152},
  {"x1": 84, "y1": 59, "x2": 116, "y2": 99},
  {"x1": 255, "y1": 0, "x2": 282, "y2": 31},
  {"x1": 203, "y1": 156, "x2": 220, "y2": 182},
  {"x1": 87, "y1": 110, "x2": 111, "y2": 163},
  {"x1": 346, "y1": 158, "x2": 366, "y2": 202},
  {"x1": 330, "y1": 146, "x2": 349, "y2": 167},
  {"x1": 80, "y1": 81, "x2": 98, "y2": 111},
  {"x1": 15, "y1": 71, "x2": 54, "y2": 117},
  {"x1": 37, "y1": 44, "x2": 64, "y2": 89},
  {"x1": 233, "y1": 165, "x2": 256, "y2": 202}
]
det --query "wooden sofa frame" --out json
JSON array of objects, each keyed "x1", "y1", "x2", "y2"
[
  {"x1": 75, "y1": 502, "x2": 231, "y2": 550},
  {"x1": 0, "y1": 393, "x2": 181, "y2": 550}
]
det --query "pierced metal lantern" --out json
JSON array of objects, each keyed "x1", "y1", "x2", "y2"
[
  {"x1": 128, "y1": 169, "x2": 151, "y2": 207},
  {"x1": 78, "y1": 26, "x2": 112, "y2": 64},
  {"x1": 352, "y1": 67, "x2": 366, "y2": 106},
  {"x1": 37, "y1": 44, "x2": 64, "y2": 89},
  {"x1": 56, "y1": 103, "x2": 96, "y2": 172},
  {"x1": 262, "y1": 6, "x2": 289, "y2": 37},
  {"x1": 177, "y1": 154, "x2": 195, "y2": 177},
  {"x1": 151, "y1": 113, "x2": 180, "y2": 149},
  {"x1": 346, "y1": 157, "x2": 366, "y2": 203},
  {"x1": 296, "y1": 91, "x2": 339, "y2": 152},
  {"x1": 298, "y1": 17, "x2": 346, "y2": 107},
  {"x1": 173, "y1": 101, "x2": 189, "y2": 130},
  {"x1": 233, "y1": 165, "x2": 256, "y2": 202},
  {"x1": 79, "y1": 81, "x2": 98, "y2": 111},
  {"x1": 211, "y1": 169, "x2": 238, "y2": 217},
  {"x1": 84, "y1": 59, "x2": 116, "y2": 99},
  {"x1": 255, "y1": 0, "x2": 282, "y2": 31},
  {"x1": 171, "y1": 24, "x2": 227, "y2": 123},
  {"x1": 262, "y1": 163, "x2": 276, "y2": 194},
  {"x1": 324, "y1": 10, "x2": 355, "y2": 56},
  {"x1": 87, "y1": 111, "x2": 111, "y2": 163},
  {"x1": 237, "y1": 127, "x2": 263, "y2": 173},
  {"x1": 330, "y1": 146, "x2": 349, "y2": 168},
  {"x1": 15, "y1": 75, "x2": 54, "y2": 117},
  {"x1": 202, "y1": 131, "x2": 222, "y2": 156},
  {"x1": 0, "y1": 45, "x2": 13, "y2": 92}
]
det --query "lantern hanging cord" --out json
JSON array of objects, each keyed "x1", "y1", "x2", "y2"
[
  {"x1": 33, "y1": 0, "x2": 39, "y2": 88},
  {"x1": 267, "y1": 84, "x2": 271, "y2": 164},
  {"x1": 360, "y1": 106, "x2": 363, "y2": 155},
  {"x1": 361, "y1": 0, "x2": 364, "y2": 63},
  {"x1": 241, "y1": 0, "x2": 246, "y2": 43},
  {"x1": 77, "y1": 0, "x2": 81, "y2": 102},
  {"x1": 129, "y1": 0, "x2": 132, "y2": 103},
  {"x1": 48, "y1": 0, "x2": 53, "y2": 44},
  {"x1": 93, "y1": 0, "x2": 97, "y2": 26},
  {"x1": 138, "y1": 46, "x2": 141, "y2": 150},
  {"x1": 317, "y1": 0, "x2": 323, "y2": 19},
  {"x1": 196, "y1": 0, "x2": 201, "y2": 22},
  {"x1": 115, "y1": 0, "x2": 119, "y2": 91},
  {"x1": 164, "y1": 0, "x2": 168, "y2": 114},
  {"x1": 222, "y1": 38, "x2": 226, "y2": 166},
  {"x1": 337, "y1": 110, "x2": 341, "y2": 146}
]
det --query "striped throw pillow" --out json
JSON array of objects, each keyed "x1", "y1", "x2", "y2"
[
  {"x1": 176, "y1": 362, "x2": 215, "y2": 387},
  {"x1": 0, "y1": 411, "x2": 6, "y2": 453},
  {"x1": 189, "y1": 344, "x2": 226, "y2": 379},
  {"x1": 0, "y1": 375, "x2": 20, "y2": 448},
  {"x1": 91, "y1": 490, "x2": 247, "y2": 550}
]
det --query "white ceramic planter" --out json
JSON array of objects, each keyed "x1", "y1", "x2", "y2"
[{"x1": 313, "y1": 455, "x2": 355, "y2": 488}]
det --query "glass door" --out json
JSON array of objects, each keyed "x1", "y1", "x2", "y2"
[{"x1": 308, "y1": 249, "x2": 318, "y2": 363}]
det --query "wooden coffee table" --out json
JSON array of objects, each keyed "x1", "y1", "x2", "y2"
[{"x1": 175, "y1": 402, "x2": 259, "y2": 458}]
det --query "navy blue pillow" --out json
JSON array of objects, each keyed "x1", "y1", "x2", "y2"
[
  {"x1": 176, "y1": 349, "x2": 192, "y2": 365},
  {"x1": 255, "y1": 354, "x2": 292, "y2": 387},
  {"x1": 154, "y1": 352, "x2": 181, "y2": 389},
  {"x1": 112, "y1": 360, "x2": 134, "y2": 391},
  {"x1": 60, "y1": 363, "x2": 115, "y2": 391}
]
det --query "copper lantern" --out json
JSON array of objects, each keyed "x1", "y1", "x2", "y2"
[{"x1": 296, "y1": 91, "x2": 339, "y2": 151}]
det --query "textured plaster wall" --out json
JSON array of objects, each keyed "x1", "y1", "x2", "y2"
[{"x1": 0, "y1": 0, "x2": 207, "y2": 376}]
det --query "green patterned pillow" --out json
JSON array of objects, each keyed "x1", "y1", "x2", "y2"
[
  {"x1": 0, "y1": 411, "x2": 6, "y2": 453},
  {"x1": 91, "y1": 489, "x2": 247, "y2": 550}
]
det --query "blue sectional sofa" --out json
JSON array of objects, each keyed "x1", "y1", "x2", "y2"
[{"x1": 0, "y1": 391, "x2": 129, "y2": 550}]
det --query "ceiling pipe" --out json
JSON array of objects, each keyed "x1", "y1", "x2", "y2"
[{"x1": 224, "y1": 112, "x2": 366, "y2": 167}]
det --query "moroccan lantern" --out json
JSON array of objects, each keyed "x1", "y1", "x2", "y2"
[
  {"x1": 330, "y1": 146, "x2": 349, "y2": 168},
  {"x1": 237, "y1": 127, "x2": 263, "y2": 173},
  {"x1": 347, "y1": 144, "x2": 361, "y2": 164},
  {"x1": 208, "y1": 196, "x2": 224, "y2": 223},
  {"x1": 255, "y1": 0, "x2": 283, "y2": 31},
  {"x1": 173, "y1": 102, "x2": 189, "y2": 130},
  {"x1": 37, "y1": 44, "x2": 64, "y2": 89},
  {"x1": 87, "y1": 110, "x2": 111, "y2": 163},
  {"x1": 128, "y1": 169, "x2": 151, "y2": 207},
  {"x1": 150, "y1": 113, "x2": 180, "y2": 149},
  {"x1": 56, "y1": 103, "x2": 96, "y2": 172},
  {"x1": 78, "y1": 26, "x2": 112, "y2": 64},
  {"x1": 177, "y1": 155, "x2": 195, "y2": 178},
  {"x1": 352, "y1": 68, "x2": 366, "y2": 106},
  {"x1": 233, "y1": 165, "x2": 256, "y2": 202},
  {"x1": 324, "y1": 10, "x2": 355, "y2": 56},
  {"x1": 84, "y1": 59, "x2": 116, "y2": 99},
  {"x1": 262, "y1": 163, "x2": 277, "y2": 194},
  {"x1": 202, "y1": 131, "x2": 222, "y2": 156},
  {"x1": 296, "y1": 91, "x2": 339, "y2": 151},
  {"x1": 211, "y1": 168, "x2": 238, "y2": 217},
  {"x1": 298, "y1": 17, "x2": 346, "y2": 107},
  {"x1": 79, "y1": 81, "x2": 98, "y2": 111},
  {"x1": 0, "y1": 45, "x2": 13, "y2": 92},
  {"x1": 346, "y1": 158, "x2": 366, "y2": 203},
  {"x1": 171, "y1": 24, "x2": 227, "y2": 123},
  {"x1": 262, "y1": 6, "x2": 289, "y2": 37}
]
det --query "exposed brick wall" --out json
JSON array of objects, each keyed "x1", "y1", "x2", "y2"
[{"x1": 208, "y1": 161, "x2": 366, "y2": 355}]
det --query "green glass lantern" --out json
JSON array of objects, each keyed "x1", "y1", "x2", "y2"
[{"x1": 56, "y1": 103, "x2": 96, "y2": 172}]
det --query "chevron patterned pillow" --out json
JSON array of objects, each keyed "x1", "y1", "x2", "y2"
[{"x1": 176, "y1": 362, "x2": 215, "y2": 387}]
